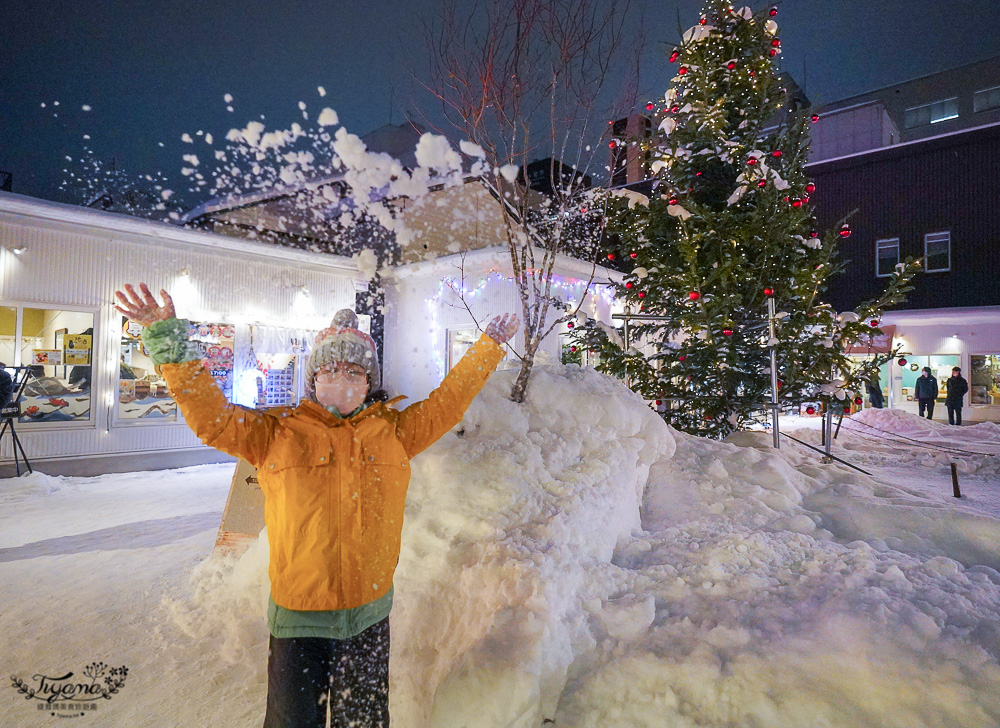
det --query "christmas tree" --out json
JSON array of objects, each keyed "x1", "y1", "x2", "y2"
[{"x1": 569, "y1": 1, "x2": 919, "y2": 438}]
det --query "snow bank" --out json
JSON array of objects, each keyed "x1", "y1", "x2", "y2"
[
  {"x1": 148, "y1": 370, "x2": 1000, "y2": 727},
  {"x1": 390, "y1": 365, "x2": 672, "y2": 726}
]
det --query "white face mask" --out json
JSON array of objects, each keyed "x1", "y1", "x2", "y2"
[{"x1": 313, "y1": 366, "x2": 368, "y2": 415}]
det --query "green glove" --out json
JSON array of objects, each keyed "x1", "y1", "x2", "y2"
[{"x1": 141, "y1": 318, "x2": 202, "y2": 366}]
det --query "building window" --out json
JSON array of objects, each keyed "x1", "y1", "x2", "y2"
[
  {"x1": 875, "y1": 238, "x2": 899, "y2": 278},
  {"x1": 13, "y1": 307, "x2": 95, "y2": 424},
  {"x1": 974, "y1": 85, "x2": 1000, "y2": 113},
  {"x1": 446, "y1": 327, "x2": 480, "y2": 372},
  {"x1": 903, "y1": 98, "x2": 959, "y2": 129},
  {"x1": 924, "y1": 231, "x2": 951, "y2": 273},
  {"x1": 970, "y1": 354, "x2": 1000, "y2": 405}
]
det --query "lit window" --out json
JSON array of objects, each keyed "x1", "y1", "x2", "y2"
[
  {"x1": 924, "y1": 231, "x2": 951, "y2": 273},
  {"x1": 904, "y1": 98, "x2": 959, "y2": 129},
  {"x1": 875, "y1": 238, "x2": 900, "y2": 278},
  {"x1": 974, "y1": 86, "x2": 1000, "y2": 113}
]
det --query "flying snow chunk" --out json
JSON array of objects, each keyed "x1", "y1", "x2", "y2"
[
  {"x1": 317, "y1": 86, "x2": 326, "y2": 97},
  {"x1": 298, "y1": 101, "x2": 306, "y2": 110},
  {"x1": 161, "y1": 190, "x2": 174, "y2": 200},
  {"x1": 183, "y1": 154, "x2": 200, "y2": 167},
  {"x1": 415, "y1": 134, "x2": 461, "y2": 172},
  {"x1": 205, "y1": 133, "x2": 213, "y2": 144},
  {"x1": 82, "y1": 105, "x2": 92, "y2": 111},
  {"x1": 224, "y1": 93, "x2": 233, "y2": 103},
  {"x1": 181, "y1": 133, "x2": 193, "y2": 143},
  {"x1": 498, "y1": 164, "x2": 519, "y2": 183},
  {"x1": 317, "y1": 108, "x2": 339, "y2": 127},
  {"x1": 459, "y1": 140, "x2": 486, "y2": 158}
]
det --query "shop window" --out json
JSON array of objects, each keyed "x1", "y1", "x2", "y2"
[
  {"x1": 17, "y1": 307, "x2": 95, "y2": 423},
  {"x1": 118, "y1": 318, "x2": 177, "y2": 421},
  {"x1": 974, "y1": 85, "x2": 1000, "y2": 113},
  {"x1": 924, "y1": 231, "x2": 951, "y2": 273},
  {"x1": 875, "y1": 238, "x2": 899, "y2": 278},
  {"x1": 899, "y1": 355, "x2": 959, "y2": 403},
  {"x1": 904, "y1": 98, "x2": 958, "y2": 129},
  {"x1": 117, "y1": 318, "x2": 236, "y2": 422},
  {"x1": 970, "y1": 355, "x2": 1000, "y2": 405},
  {"x1": 447, "y1": 328, "x2": 480, "y2": 372}
]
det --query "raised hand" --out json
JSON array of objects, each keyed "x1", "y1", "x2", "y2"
[
  {"x1": 113, "y1": 283, "x2": 176, "y2": 327},
  {"x1": 485, "y1": 313, "x2": 520, "y2": 345}
]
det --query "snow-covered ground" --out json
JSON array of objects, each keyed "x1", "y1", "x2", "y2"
[{"x1": 3, "y1": 366, "x2": 1000, "y2": 727}]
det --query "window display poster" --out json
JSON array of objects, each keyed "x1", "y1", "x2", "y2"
[
  {"x1": 32, "y1": 350, "x2": 62, "y2": 366},
  {"x1": 189, "y1": 322, "x2": 235, "y2": 401},
  {"x1": 64, "y1": 334, "x2": 92, "y2": 365}
]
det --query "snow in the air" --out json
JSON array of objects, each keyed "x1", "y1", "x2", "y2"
[{"x1": 3, "y1": 366, "x2": 1000, "y2": 727}]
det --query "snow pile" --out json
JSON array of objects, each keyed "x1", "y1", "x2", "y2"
[
  {"x1": 153, "y1": 368, "x2": 1000, "y2": 727},
  {"x1": 390, "y1": 365, "x2": 672, "y2": 726}
]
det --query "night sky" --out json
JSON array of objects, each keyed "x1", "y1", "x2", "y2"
[{"x1": 2, "y1": 0, "x2": 1000, "y2": 209}]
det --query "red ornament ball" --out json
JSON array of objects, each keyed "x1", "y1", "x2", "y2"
[
  {"x1": 764, "y1": 286, "x2": 775, "y2": 297},
  {"x1": 671, "y1": 105, "x2": 680, "y2": 113},
  {"x1": 805, "y1": 183, "x2": 816, "y2": 193},
  {"x1": 769, "y1": 6, "x2": 778, "y2": 16},
  {"x1": 809, "y1": 231, "x2": 819, "y2": 238},
  {"x1": 811, "y1": 114, "x2": 820, "y2": 123},
  {"x1": 668, "y1": 197, "x2": 679, "y2": 205},
  {"x1": 678, "y1": 355, "x2": 687, "y2": 362},
  {"x1": 727, "y1": 61, "x2": 737, "y2": 70},
  {"x1": 678, "y1": 67, "x2": 688, "y2": 76},
  {"x1": 722, "y1": 328, "x2": 734, "y2": 337},
  {"x1": 839, "y1": 225, "x2": 851, "y2": 238},
  {"x1": 699, "y1": 17, "x2": 707, "y2": 25},
  {"x1": 769, "y1": 49, "x2": 778, "y2": 57},
  {"x1": 772, "y1": 150, "x2": 782, "y2": 157},
  {"x1": 791, "y1": 199, "x2": 802, "y2": 208},
  {"x1": 688, "y1": 291, "x2": 701, "y2": 301},
  {"x1": 777, "y1": 380, "x2": 783, "y2": 388},
  {"x1": 843, "y1": 405, "x2": 852, "y2": 414},
  {"x1": 870, "y1": 319, "x2": 880, "y2": 327},
  {"x1": 757, "y1": 179, "x2": 767, "y2": 188},
  {"x1": 637, "y1": 292, "x2": 646, "y2": 299},
  {"x1": 607, "y1": 253, "x2": 616, "y2": 260},
  {"x1": 898, "y1": 357, "x2": 908, "y2": 366},
  {"x1": 854, "y1": 397, "x2": 863, "y2": 405},
  {"x1": 567, "y1": 322, "x2": 575, "y2": 329},
  {"x1": 806, "y1": 406, "x2": 816, "y2": 415},
  {"x1": 771, "y1": 39, "x2": 781, "y2": 47},
  {"x1": 608, "y1": 140, "x2": 617, "y2": 149},
  {"x1": 570, "y1": 346, "x2": 578, "y2": 353},
  {"x1": 669, "y1": 50, "x2": 679, "y2": 63},
  {"x1": 624, "y1": 281, "x2": 634, "y2": 289},
  {"x1": 695, "y1": 171, "x2": 703, "y2": 176},
  {"x1": 630, "y1": 252, "x2": 638, "y2": 259},
  {"x1": 747, "y1": 156, "x2": 758, "y2": 166},
  {"x1": 646, "y1": 102, "x2": 655, "y2": 111},
  {"x1": 655, "y1": 400, "x2": 662, "y2": 406}
]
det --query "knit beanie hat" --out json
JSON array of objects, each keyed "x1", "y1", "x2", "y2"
[{"x1": 305, "y1": 309, "x2": 380, "y2": 398}]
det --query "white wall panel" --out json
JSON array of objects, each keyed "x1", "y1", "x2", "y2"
[{"x1": 0, "y1": 199, "x2": 360, "y2": 464}]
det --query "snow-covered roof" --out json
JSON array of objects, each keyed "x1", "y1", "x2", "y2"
[{"x1": 0, "y1": 190, "x2": 359, "y2": 274}]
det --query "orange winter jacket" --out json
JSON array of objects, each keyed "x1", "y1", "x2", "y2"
[{"x1": 161, "y1": 333, "x2": 505, "y2": 610}]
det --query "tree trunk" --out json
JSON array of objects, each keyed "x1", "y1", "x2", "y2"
[{"x1": 510, "y1": 339, "x2": 540, "y2": 403}]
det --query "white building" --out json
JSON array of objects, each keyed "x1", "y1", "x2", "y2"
[{"x1": 0, "y1": 190, "x2": 620, "y2": 476}]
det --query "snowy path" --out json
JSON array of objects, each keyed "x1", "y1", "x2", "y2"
[{"x1": 2, "y1": 372, "x2": 1000, "y2": 727}]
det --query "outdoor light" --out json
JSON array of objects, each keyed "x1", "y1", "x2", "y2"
[{"x1": 12, "y1": 245, "x2": 26, "y2": 255}]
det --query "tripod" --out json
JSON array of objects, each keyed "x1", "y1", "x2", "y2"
[{"x1": 0, "y1": 366, "x2": 34, "y2": 475}]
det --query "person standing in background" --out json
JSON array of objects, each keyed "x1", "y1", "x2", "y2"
[
  {"x1": 946, "y1": 366, "x2": 969, "y2": 426},
  {"x1": 866, "y1": 369, "x2": 885, "y2": 409},
  {"x1": 914, "y1": 366, "x2": 938, "y2": 420}
]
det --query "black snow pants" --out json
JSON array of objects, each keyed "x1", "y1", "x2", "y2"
[
  {"x1": 918, "y1": 398, "x2": 935, "y2": 419},
  {"x1": 263, "y1": 617, "x2": 390, "y2": 728}
]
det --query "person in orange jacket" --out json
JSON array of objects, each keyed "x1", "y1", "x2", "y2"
[{"x1": 114, "y1": 282, "x2": 519, "y2": 728}]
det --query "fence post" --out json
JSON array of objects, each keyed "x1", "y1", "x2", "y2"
[{"x1": 951, "y1": 463, "x2": 962, "y2": 498}]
